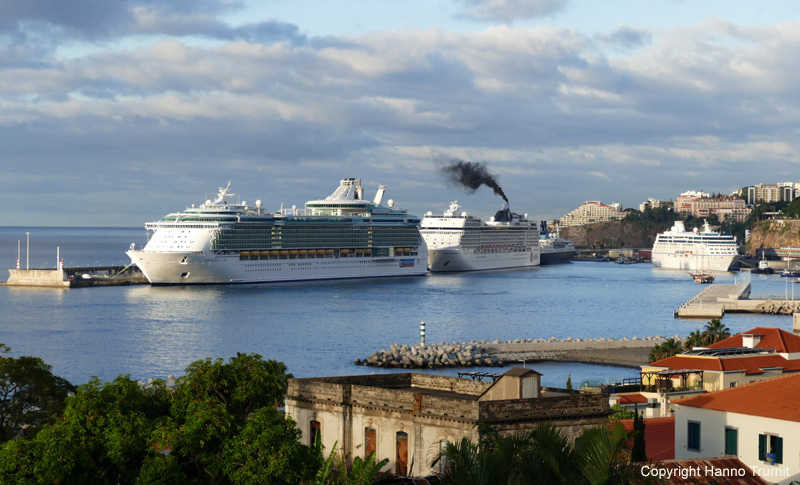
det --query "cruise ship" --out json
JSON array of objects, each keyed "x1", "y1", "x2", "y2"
[
  {"x1": 538, "y1": 221, "x2": 575, "y2": 264},
  {"x1": 419, "y1": 201, "x2": 540, "y2": 272},
  {"x1": 126, "y1": 178, "x2": 428, "y2": 285},
  {"x1": 651, "y1": 220, "x2": 738, "y2": 271}
]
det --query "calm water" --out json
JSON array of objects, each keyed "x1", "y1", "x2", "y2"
[{"x1": 1, "y1": 227, "x2": 797, "y2": 389}]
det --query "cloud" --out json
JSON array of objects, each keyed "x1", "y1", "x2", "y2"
[
  {"x1": 457, "y1": 0, "x2": 570, "y2": 23},
  {"x1": 594, "y1": 26, "x2": 652, "y2": 50}
]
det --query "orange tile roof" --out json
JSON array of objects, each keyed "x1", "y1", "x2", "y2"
[
  {"x1": 673, "y1": 372, "x2": 800, "y2": 422},
  {"x1": 656, "y1": 458, "x2": 768, "y2": 484},
  {"x1": 617, "y1": 417, "x2": 675, "y2": 461},
  {"x1": 618, "y1": 393, "x2": 648, "y2": 405},
  {"x1": 707, "y1": 327, "x2": 800, "y2": 353},
  {"x1": 648, "y1": 354, "x2": 800, "y2": 375}
]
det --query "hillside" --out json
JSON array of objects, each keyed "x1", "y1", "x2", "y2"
[
  {"x1": 560, "y1": 221, "x2": 669, "y2": 249},
  {"x1": 747, "y1": 220, "x2": 800, "y2": 254}
]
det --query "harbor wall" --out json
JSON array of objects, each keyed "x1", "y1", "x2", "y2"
[{"x1": 5, "y1": 269, "x2": 70, "y2": 288}]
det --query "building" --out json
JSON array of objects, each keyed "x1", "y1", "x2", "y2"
[
  {"x1": 284, "y1": 368, "x2": 611, "y2": 477},
  {"x1": 559, "y1": 201, "x2": 628, "y2": 228},
  {"x1": 673, "y1": 372, "x2": 800, "y2": 483},
  {"x1": 621, "y1": 327, "x2": 800, "y2": 418},
  {"x1": 690, "y1": 197, "x2": 751, "y2": 222},
  {"x1": 639, "y1": 198, "x2": 663, "y2": 212},
  {"x1": 745, "y1": 183, "x2": 799, "y2": 205},
  {"x1": 675, "y1": 190, "x2": 710, "y2": 212}
]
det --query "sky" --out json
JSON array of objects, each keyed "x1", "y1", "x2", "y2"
[{"x1": 2, "y1": 0, "x2": 800, "y2": 226}]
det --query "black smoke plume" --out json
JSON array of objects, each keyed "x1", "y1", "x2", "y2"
[{"x1": 440, "y1": 159, "x2": 508, "y2": 204}]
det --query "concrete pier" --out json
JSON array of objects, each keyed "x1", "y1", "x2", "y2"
[{"x1": 4, "y1": 266, "x2": 148, "y2": 288}]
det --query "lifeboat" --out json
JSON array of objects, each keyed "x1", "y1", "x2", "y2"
[
  {"x1": 355, "y1": 248, "x2": 364, "y2": 255},
  {"x1": 240, "y1": 251, "x2": 251, "y2": 257},
  {"x1": 269, "y1": 250, "x2": 279, "y2": 256},
  {"x1": 289, "y1": 250, "x2": 299, "y2": 256},
  {"x1": 260, "y1": 251, "x2": 270, "y2": 257},
  {"x1": 307, "y1": 249, "x2": 317, "y2": 255},
  {"x1": 341, "y1": 249, "x2": 351, "y2": 255},
  {"x1": 279, "y1": 250, "x2": 289, "y2": 256},
  {"x1": 364, "y1": 248, "x2": 372, "y2": 254},
  {"x1": 325, "y1": 249, "x2": 334, "y2": 255},
  {"x1": 298, "y1": 250, "x2": 308, "y2": 256}
]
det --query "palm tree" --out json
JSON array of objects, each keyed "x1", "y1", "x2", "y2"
[
  {"x1": 684, "y1": 329, "x2": 704, "y2": 350},
  {"x1": 702, "y1": 319, "x2": 731, "y2": 345},
  {"x1": 660, "y1": 338, "x2": 683, "y2": 358},
  {"x1": 647, "y1": 343, "x2": 664, "y2": 364},
  {"x1": 432, "y1": 422, "x2": 640, "y2": 485}
]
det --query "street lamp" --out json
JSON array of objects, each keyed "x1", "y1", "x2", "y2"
[{"x1": 25, "y1": 232, "x2": 30, "y2": 270}]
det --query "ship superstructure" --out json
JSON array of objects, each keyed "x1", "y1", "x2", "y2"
[
  {"x1": 651, "y1": 220, "x2": 738, "y2": 271},
  {"x1": 126, "y1": 178, "x2": 427, "y2": 285},
  {"x1": 538, "y1": 221, "x2": 575, "y2": 264},
  {"x1": 419, "y1": 201, "x2": 540, "y2": 272}
]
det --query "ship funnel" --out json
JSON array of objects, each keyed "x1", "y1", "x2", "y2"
[
  {"x1": 356, "y1": 178, "x2": 364, "y2": 200},
  {"x1": 373, "y1": 184, "x2": 386, "y2": 205}
]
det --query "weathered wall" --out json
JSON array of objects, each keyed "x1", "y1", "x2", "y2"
[{"x1": 747, "y1": 220, "x2": 800, "y2": 254}]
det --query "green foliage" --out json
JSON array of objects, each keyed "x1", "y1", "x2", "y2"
[
  {"x1": 684, "y1": 330, "x2": 705, "y2": 351},
  {"x1": 647, "y1": 337, "x2": 682, "y2": 364},
  {"x1": 608, "y1": 403, "x2": 634, "y2": 421},
  {"x1": 702, "y1": 319, "x2": 730, "y2": 345},
  {"x1": 565, "y1": 374, "x2": 573, "y2": 391},
  {"x1": 0, "y1": 353, "x2": 316, "y2": 485},
  {"x1": 630, "y1": 407, "x2": 647, "y2": 463},
  {"x1": 432, "y1": 422, "x2": 646, "y2": 485},
  {"x1": 0, "y1": 344, "x2": 75, "y2": 443}
]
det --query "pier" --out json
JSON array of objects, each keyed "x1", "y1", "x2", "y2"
[
  {"x1": 673, "y1": 272, "x2": 800, "y2": 318},
  {"x1": 4, "y1": 265, "x2": 148, "y2": 288}
]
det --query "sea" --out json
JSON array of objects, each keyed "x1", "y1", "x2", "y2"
[{"x1": 2, "y1": 226, "x2": 798, "y2": 390}]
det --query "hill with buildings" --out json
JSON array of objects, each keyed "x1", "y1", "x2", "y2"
[{"x1": 561, "y1": 221, "x2": 665, "y2": 249}]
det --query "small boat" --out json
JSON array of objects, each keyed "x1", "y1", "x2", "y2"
[
  {"x1": 690, "y1": 273, "x2": 715, "y2": 284},
  {"x1": 780, "y1": 270, "x2": 800, "y2": 277}
]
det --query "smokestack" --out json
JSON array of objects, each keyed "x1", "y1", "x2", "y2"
[{"x1": 440, "y1": 159, "x2": 509, "y2": 204}]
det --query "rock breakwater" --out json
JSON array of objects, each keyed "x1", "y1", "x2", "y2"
[{"x1": 356, "y1": 335, "x2": 672, "y2": 369}]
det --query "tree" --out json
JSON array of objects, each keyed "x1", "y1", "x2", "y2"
[
  {"x1": 684, "y1": 330, "x2": 705, "y2": 350},
  {"x1": 432, "y1": 422, "x2": 643, "y2": 484},
  {"x1": 565, "y1": 374, "x2": 573, "y2": 391},
  {"x1": 630, "y1": 405, "x2": 647, "y2": 463},
  {"x1": 0, "y1": 353, "x2": 318, "y2": 484},
  {"x1": 647, "y1": 338, "x2": 682, "y2": 364},
  {"x1": 702, "y1": 319, "x2": 731, "y2": 345},
  {"x1": 0, "y1": 344, "x2": 75, "y2": 443}
]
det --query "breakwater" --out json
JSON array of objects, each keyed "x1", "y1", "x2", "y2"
[
  {"x1": 356, "y1": 335, "x2": 672, "y2": 370},
  {"x1": 4, "y1": 266, "x2": 148, "y2": 288}
]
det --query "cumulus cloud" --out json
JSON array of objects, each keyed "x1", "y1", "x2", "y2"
[
  {"x1": 2, "y1": 7, "x2": 800, "y2": 225},
  {"x1": 457, "y1": 0, "x2": 570, "y2": 23}
]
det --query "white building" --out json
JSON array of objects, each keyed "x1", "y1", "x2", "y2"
[
  {"x1": 559, "y1": 201, "x2": 628, "y2": 228},
  {"x1": 673, "y1": 372, "x2": 800, "y2": 484},
  {"x1": 639, "y1": 198, "x2": 663, "y2": 212}
]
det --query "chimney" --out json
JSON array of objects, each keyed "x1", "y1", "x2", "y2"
[
  {"x1": 794, "y1": 313, "x2": 800, "y2": 335},
  {"x1": 742, "y1": 334, "x2": 763, "y2": 348}
]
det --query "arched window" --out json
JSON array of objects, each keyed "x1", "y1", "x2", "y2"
[
  {"x1": 365, "y1": 427, "x2": 376, "y2": 458},
  {"x1": 310, "y1": 420, "x2": 321, "y2": 446},
  {"x1": 396, "y1": 431, "x2": 408, "y2": 475}
]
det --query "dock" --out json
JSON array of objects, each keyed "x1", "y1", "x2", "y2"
[
  {"x1": 673, "y1": 272, "x2": 800, "y2": 318},
  {"x1": 4, "y1": 265, "x2": 148, "y2": 288}
]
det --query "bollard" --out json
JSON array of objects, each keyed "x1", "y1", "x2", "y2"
[{"x1": 420, "y1": 320, "x2": 425, "y2": 345}]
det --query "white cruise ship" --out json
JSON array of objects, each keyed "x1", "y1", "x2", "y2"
[
  {"x1": 419, "y1": 201, "x2": 540, "y2": 272},
  {"x1": 126, "y1": 178, "x2": 428, "y2": 285},
  {"x1": 651, "y1": 220, "x2": 738, "y2": 271}
]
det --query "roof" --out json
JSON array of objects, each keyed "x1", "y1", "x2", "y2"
[
  {"x1": 673, "y1": 372, "x2": 800, "y2": 422},
  {"x1": 616, "y1": 417, "x2": 675, "y2": 461},
  {"x1": 647, "y1": 354, "x2": 800, "y2": 375},
  {"x1": 618, "y1": 393, "x2": 648, "y2": 405},
  {"x1": 501, "y1": 367, "x2": 542, "y2": 377},
  {"x1": 707, "y1": 327, "x2": 800, "y2": 353},
  {"x1": 656, "y1": 458, "x2": 767, "y2": 484}
]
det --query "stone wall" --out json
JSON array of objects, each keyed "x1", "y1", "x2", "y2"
[
  {"x1": 747, "y1": 219, "x2": 800, "y2": 254},
  {"x1": 480, "y1": 393, "x2": 609, "y2": 423},
  {"x1": 410, "y1": 373, "x2": 490, "y2": 396}
]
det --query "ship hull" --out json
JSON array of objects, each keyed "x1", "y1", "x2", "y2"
[
  {"x1": 127, "y1": 251, "x2": 428, "y2": 285},
  {"x1": 540, "y1": 249, "x2": 574, "y2": 265},
  {"x1": 427, "y1": 248, "x2": 540, "y2": 272},
  {"x1": 651, "y1": 252, "x2": 736, "y2": 271}
]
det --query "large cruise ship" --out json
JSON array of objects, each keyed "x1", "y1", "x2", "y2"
[
  {"x1": 419, "y1": 201, "x2": 540, "y2": 272},
  {"x1": 126, "y1": 178, "x2": 428, "y2": 285},
  {"x1": 651, "y1": 220, "x2": 738, "y2": 271},
  {"x1": 538, "y1": 221, "x2": 575, "y2": 264}
]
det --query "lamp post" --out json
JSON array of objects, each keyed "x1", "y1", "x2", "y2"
[{"x1": 25, "y1": 232, "x2": 30, "y2": 270}]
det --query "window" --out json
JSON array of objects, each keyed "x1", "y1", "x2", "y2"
[
  {"x1": 365, "y1": 428, "x2": 376, "y2": 458},
  {"x1": 310, "y1": 420, "x2": 321, "y2": 446},
  {"x1": 396, "y1": 431, "x2": 408, "y2": 476},
  {"x1": 687, "y1": 421, "x2": 701, "y2": 452},
  {"x1": 724, "y1": 427, "x2": 738, "y2": 455},
  {"x1": 758, "y1": 434, "x2": 783, "y2": 464},
  {"x1": 439, "y1": 440, "x2": 452, "y2": 474}
]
